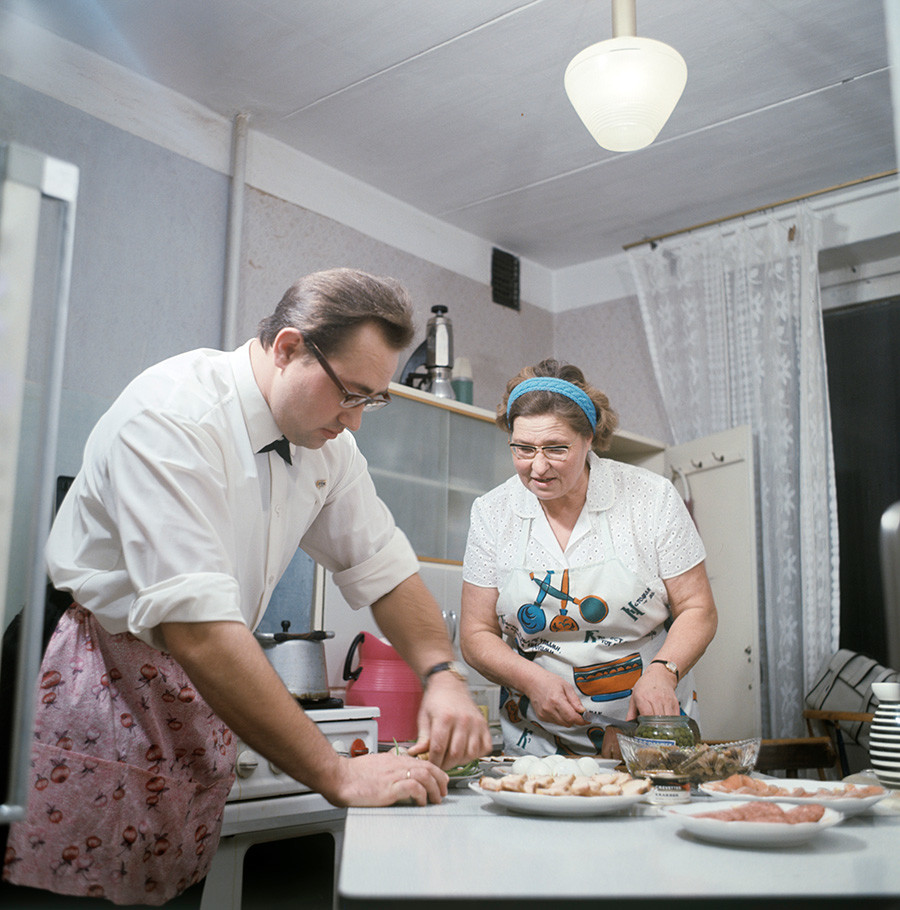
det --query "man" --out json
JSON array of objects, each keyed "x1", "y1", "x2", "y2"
[{"x1": 3, "y1": 269, "x2": 490, "y2": 905}]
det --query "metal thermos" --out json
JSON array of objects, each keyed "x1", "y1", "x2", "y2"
[{"x1": 425, "y1": 305, "x2": 455, "y2": 399}]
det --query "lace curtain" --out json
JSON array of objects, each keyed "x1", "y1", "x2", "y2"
[{"x1": 628, "y1": 205, "x2": 839, "y2": 737}]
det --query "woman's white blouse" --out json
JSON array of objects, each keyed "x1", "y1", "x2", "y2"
[
  {"x1": 463, "y1": 452, "x2": 706, "y2": 600},
  {"x1": 46, "y1": 342, "x2": 418, "y2": 650}
]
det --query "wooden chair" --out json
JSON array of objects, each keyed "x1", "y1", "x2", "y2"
[
  {"x1": 803, "y1": 708, "x2": 875, "y2": 777},
  {"x1": 754, "y1": 736, "x2": 839, "y2": 780}
]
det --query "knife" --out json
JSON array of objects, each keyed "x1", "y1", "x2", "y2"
[{"x1": 580, "y1": 711, "x2": 637, "y2": 734}]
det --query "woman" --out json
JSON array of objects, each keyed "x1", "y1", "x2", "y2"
[{"x1": 460, "y1": 360, "x2": 717, "y2": 757}]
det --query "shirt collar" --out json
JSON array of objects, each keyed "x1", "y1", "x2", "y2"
[
  {"x1": 230, "y1": 340, "x2": 292, "y2": 458},
  {"x1": 510, "y1": 450, "x2": 614, "y2": 517}
]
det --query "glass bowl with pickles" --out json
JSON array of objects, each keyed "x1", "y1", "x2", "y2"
[{"x1": 617, "y1": 716, "x2": 760, "y2": 785}]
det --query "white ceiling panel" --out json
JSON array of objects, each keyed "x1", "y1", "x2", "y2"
[{"x1": 1, "y1": 0, "x2": 893, "y2": 269}]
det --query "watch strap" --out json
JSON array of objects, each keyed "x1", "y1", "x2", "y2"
[
  {"x1": 424, "y1": 661, "x2": 467, "y2": 683},
  {"x1": 649, "y1": 658, "x2": 680, "y2": 683}
]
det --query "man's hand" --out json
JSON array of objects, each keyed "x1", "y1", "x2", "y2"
[
  {"x1": 407, "y1": 673, "x2": 491, "y2": 770},
  {"x1": 325, "y1": 752, "x2": 448, "y2": 807}
]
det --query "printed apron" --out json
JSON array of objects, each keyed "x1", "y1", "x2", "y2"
[
  {"x1": 3, "y1": 605, "x2": 236, "y2": 906},
  {"x1": 496, "y1": 512, "x2": 697, "y2": 755}
]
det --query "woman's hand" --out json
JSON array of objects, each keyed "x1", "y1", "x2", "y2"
[
  {"x1": 626, "y1": 662, "x2": 681, "y2": 719},
  {"x1": 524, "y1": 666, "x2": 585, "y2": 727}
]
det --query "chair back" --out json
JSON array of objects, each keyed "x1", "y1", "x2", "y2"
[{"x1": 754, "y1": 736, "x2": 838, "y2": 779}]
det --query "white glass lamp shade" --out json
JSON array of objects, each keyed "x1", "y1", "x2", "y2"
[{"x1": 564, "y1": 36, "x2": 687, "y2": 152}]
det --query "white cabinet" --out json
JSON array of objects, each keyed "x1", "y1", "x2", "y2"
[
  {"x1": 608, "y1": 424, "x2": 762, "y2": 741},
  {"x1": 351, "y1": 384, "x2": 511, "y2": 562},
  {"x1": 664, "y1": 426, "x2": 761, "y2": 740}
]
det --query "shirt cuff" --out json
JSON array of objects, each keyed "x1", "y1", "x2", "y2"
[
  {"x1": 331, "y1": 527, "x2": 419, "y2": 609},
  {"x1": 131, "y1": 573, "x2": 245, "y2": 650}
]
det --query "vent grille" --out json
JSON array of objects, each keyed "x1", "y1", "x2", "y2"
[{"x1": 491, "y1": 248, "x2": 520, "y2": 310}]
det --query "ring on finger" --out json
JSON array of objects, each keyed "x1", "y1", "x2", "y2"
[{"x1": 406, "y1": 769, "x2": 411, "y2": 780}]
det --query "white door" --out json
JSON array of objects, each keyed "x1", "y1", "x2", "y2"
[{"x1": 665, "y1": 425, "x2": 761, "y2": 740}]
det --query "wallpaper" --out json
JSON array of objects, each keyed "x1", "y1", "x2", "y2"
[
  {"x1": 555, "y1": 295, "x2": 671, "y2": 442},
  {"x1": 239, "y1": 187, "x2": 669, "y2": 441}
]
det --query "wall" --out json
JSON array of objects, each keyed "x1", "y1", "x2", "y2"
[
  {"x1": 0, "y1": 75, "x2": 229, "y2": 472},
  {"x1": 237, "y1": 188, "x2": 555, "y2": 415},
  {"x1": 554, "y1": 294, "x2": 670, "y2": 441},
  {"x1": 1, "y1": 75, "x2": 229, "y2": 624},
  {"x1": 0, "y1": 10, "x2": 670, "y2": 439}
]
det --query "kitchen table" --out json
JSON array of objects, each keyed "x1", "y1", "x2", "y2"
[{"x1": 337, "y1": 784, "x2": 900, "y2": 909}]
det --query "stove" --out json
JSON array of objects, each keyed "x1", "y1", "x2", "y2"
[
  {"x1": 226, "y1": 704, "x2": 380, "y2": 802},
  {"x1": 199, "y1": 703, "x2": 380, "y2": 910}
]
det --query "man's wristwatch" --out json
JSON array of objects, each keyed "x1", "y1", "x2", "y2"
[
  {"x1": 649, "y1": 659, "x2": 680, "y2": 683},
  {"x1": 424, "y1": 660, "x2": 468, "y2": 685}
]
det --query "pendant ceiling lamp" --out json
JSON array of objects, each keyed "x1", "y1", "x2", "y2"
[{"x1": 564, "y1": 0, "x2": 687, "y2": 152}]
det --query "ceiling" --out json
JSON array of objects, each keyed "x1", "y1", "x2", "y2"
[{"x1": 2, "y1": 0, "x2": 895, "y2": 270}]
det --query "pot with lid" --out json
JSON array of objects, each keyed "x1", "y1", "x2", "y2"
[{"x1": 255, "y1": 620, "x2": 334, "y2": 702}]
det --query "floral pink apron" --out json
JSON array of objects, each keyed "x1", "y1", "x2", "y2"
[
  {"x1": 3, "y1": 605, "x2": 236, "y2": 905},
  {"x1": 496, "y1": 512, "x2": 697, "y2": 755}
]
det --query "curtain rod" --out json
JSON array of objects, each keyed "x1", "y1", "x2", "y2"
[{"x1": 622, "y1": 168, "x2": 898, "y2": 251}]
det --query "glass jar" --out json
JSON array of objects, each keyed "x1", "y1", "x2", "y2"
[
  {"x1": 634, "y1": 715, "x2": 696, "y2": 747},
  {"x1": 646, "y1": 772, "x2": 692, "y2": 805}
]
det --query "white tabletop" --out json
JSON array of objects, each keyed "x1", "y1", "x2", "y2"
[{"x1": 338, "y1": 785, "x2": 900, "y2": 908}]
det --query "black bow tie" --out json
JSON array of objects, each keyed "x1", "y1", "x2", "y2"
[{"x1": 259, "y1": 436, "x2": 292, "y2": 465}]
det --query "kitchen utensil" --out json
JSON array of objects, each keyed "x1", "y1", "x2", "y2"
[
  {"x1": 272, "y1": 629, "x2": 333, "y2": 642},
  {"x1": 342, "y1": 632, "x2": 423, "y2": 742},
  {"x1": 579, "y1": 711, "x2": 637, "y2": 733},
  {"x1": 255, "y1": 621, "x2": 333, "y2": 702},
  {"x1": 425, "y1": 305, "x2": 455, "y2": 398}
]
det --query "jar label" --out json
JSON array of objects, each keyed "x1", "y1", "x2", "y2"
[{"x1": 635, "y1": 736, "x2": 677, "y2": 747}]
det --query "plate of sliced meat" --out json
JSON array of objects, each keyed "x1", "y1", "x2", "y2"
[
  {"x1": 699, "y1": 774, "x2": 888, "y2": 817},
  {"x1": 666, "y1": 800, "x2": 843, "y2": 847},
  {"x1": 471, "y1": 771, "x2": 650, "y2": 816}
]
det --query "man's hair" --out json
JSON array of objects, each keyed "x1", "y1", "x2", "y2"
[{"x1": 257, "y1": 268, "x2": 415, "y2": 355}]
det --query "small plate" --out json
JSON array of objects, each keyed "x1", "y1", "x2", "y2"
[
  {"x1": 699, "y1": 778, "x2": 888, "y2": 817},
  {"x1": 468, "y1": 781, "x2": 644, "y2": 816},
  {"x1": 447, "y1": 771, "x2": 483, "y2": 788},
  {"x1": 586, "y1": 757, "x2": 622, "y2": 771},
  {"x1": 666, "y1": 800, "x2": 843, "y2": 847}
]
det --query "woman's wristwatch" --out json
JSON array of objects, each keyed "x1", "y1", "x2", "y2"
[{"x1": 649, "y1": 658, "x2": 680, "y2": 683}]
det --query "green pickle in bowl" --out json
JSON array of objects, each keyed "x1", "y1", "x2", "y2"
[{"x1": 634, "y1": 714, "x2": 697, "y2": 746}]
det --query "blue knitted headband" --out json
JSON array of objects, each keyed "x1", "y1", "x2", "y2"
[{"x1": 506, "y1": 377, "x2": 598, "y2": 431}]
